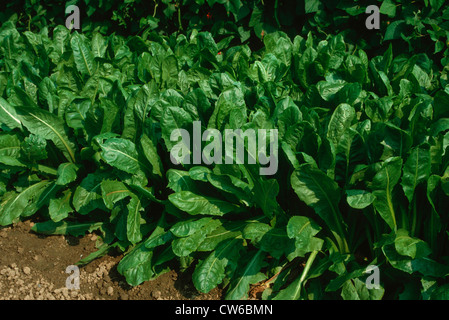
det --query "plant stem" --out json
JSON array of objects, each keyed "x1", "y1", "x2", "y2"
[
  {"x1": 287, "y1": 250, "x2": 319, "y2": 300},
  {"x1": 274, "y1": 0, "x2": 281, "y2": 28},
  {"x1": 153, "y1": 0, "x2": 158, "y2": 17},
  {"x1": 177, "y1": 2, "x2": 183, "y2": 31},
  {"x1": 299, "y1": 250, "x2": 319, "y2": 284}
]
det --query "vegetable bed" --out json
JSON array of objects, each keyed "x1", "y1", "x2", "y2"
[{"x1": 1, "y1": 0, "x2": 449, "y2": 300}]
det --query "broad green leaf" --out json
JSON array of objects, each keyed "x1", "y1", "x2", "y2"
[
  {"x1": 127, "y1": 184, "x2": 161, "y2": 204},
  {"x1": 162, "y1": 55, "x2": 178, "y2": 88},
  {"x1": 430, "y1": 0, "x2": 445, "y2": 12},
  {"x1": 171, "y1": 219, "x2": 221, "y2": 257},
  {"x1": 161, "y1": 106, "x2": 193, "y2": 151},
  {"x1": 305, "y1": 0, "x2": 321, "y2": 13},
  {"x1": 31, "y1": 220, "x2": 102, "y2": 236},
  {"x1": 380, "y1": 0, "x2": 397, "y2": 17},
  {"x1": 430, "y1": 284, "x2": 449, "y2": 300},
  {"x1": 400, "y1": 145, "x2": 431, "y2": 204},
  {"x1": 0, "y1": 181, "x2": 51, "y2": 226},
  {"x1": 140, "y1": 133, "x2": 163, "y2": 177},
  {"x1": 243, "y1": 222, "x2": 292, "y2": 259},
  {"x1": 0, "y1": 97, "x2": 22, "y2": 130},
  {"x1": 70, "y1": 32, "x2": 96, "y2": 76},
  {"x1": 99, "y1": 137, "x2": 149, "y2": 174},
  {"x1": 346, "y1": 189, "x2": 376, "y2": 209},
  {"x1": 48, "y1": 25, "x2": 69, "y2": 63},
  {"x1": 206, "y1": 173, "x2": 252, "y2": 205},
  {"x1": 225, "y1": 249, "x2": 267, "y2": 300},
  {"x1": 101, "y1": 180, "x2": 131, "y2": 210},
  {"x1": 117, "y1": 242, "x2": 154, "y2": 286},
  {"x1": 121, "y1": 83, "x2": 156, "y2": 141},
  {"x1": 275, "y1": 98, "x2": 303, "y2": 149},
  {"x1": 0, "y1": 133, "x2": 23, "y2": 167},
  {"x1": 99, "y1": 98, "x2": 120, "y2": 134},
  {"x1": 197, "y1": 31, "x2": 218, "y2": 55},
  {"x1": 144, "y1": 213, "x2": 173, "y2": 249},
  {"x1": 281, "y1": 142, "x2": 301, "y2": 170},
  {"x1": 183, "y1": 88, "x2": 212, "y2": 122},
  {"x1": 10, "y1": 86, "x2": 38, "y2": 109},
  {"x1": 34, "y1": 182, "x2": 59, "y2": 211},
  {"x1": 316, "y1": 80, "x2": 346, "y2": 102},
  {"x1": 189, "y1": 166, "x2": 213, "y2": 182},
  {"x1": 263, "y1": 32, "x2": 293, "y2": 67},
  {"x1": 91, "y1": 32, "x2": 107, "y2": 58},
  {"x1": 291, "y1": 165, "x2": 348, "y2": 253},
  {"x1": 371, "y1": 157, "x2": 403, "y2": 231},
  {"x1": 65, "y1": 98, "x2": 91, "y2": 131},
  {"x1": 394, "y1": 229, "x2": 431, "y2": 259},
  {"x1": 21, "y1": 134, "x2": 48, "y2": 162},
  {"x1": 326, "y1": 268, "x2": 366, "y2": 292},
  {"x1": 341, "y1": 278, "x2": 384, "y2": 300},
  {"x1": 384, "y1": 20, "x2": 407, "y2": 41},
  {"x1": 170, "y1": 217, "x2": 214, "y2": 237},
  {"x1": 193, "y1": 238, "x2": 242, "y2": 293},
  {"x1": 56, "y1": 163, "x2": 79, "y2": 186},
  {"x1": 14, "y1": 106, "x2": 76, "y2": 163},
  {"x1": 327, "y1": 103, "x2": 355, "y2": 147},
  {"x1": 208, "y1": 86, "x2": 246, "y2": 131},
  {"x1": 127, "y1": 196, "x2": 143, "y2": 244},
  {"x1": 48, "y1": 190, "x2": 73, "y2": 222},
  {"x1": 73, "y1": 173, "x2": 107, "y2": 215},
  {"x1": 197, "y1": 220, "x2": 247, "y2": 252},
  {"x1": 252, "y1": 179, "x2": 281, "y2": 218},
  {"x1": 167, "y1": 169, "x2": 199, "y2": 193},
  {"x1": 382, "y1": 243, "x2": 449, "y2": 278},
  {"x1": 168, "y1": 191, "x2": 240, "y2": 216},
  {"x1": 287, "y1": 216, "x2": 322, "y2": 253}
]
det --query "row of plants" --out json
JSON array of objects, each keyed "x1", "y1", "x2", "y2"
[
  {"x1": 2, "y1": 10, "x2": 449, "y2": 298},
  {"x1": 2, "y1": 1, "x2": 449, "y2": 65}
]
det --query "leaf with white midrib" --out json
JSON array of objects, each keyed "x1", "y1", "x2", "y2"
[
  {"x1": 127, "y1": 196, "x2": 143, "y2": 244},
  {"x1": 0, "y1": 181, "x2": 51, "y2": 225},
  {"x1": 371, "y1": 157, "x2": 402, "y2": 231},
  {"x1": 193, "y1": 238, "x2": 241, "y2": 293},
  {"x1": 291, "y1": 165, "x2": 349, "y2": 252},
  {"x1": 14, "y1": 106, "x2": 76, "y2": 163},
  {"x1": 400, "y1": 145, "x2": 430, "y2": 204},
  {"x1": 0, "y1": 97, "x2": 22, "y2": 130},
  {"x1": 99, "y1": 138, "x2": 150, "y2": 174},
  {"x1": 70, "y1": 33, "x2": 96, "y2": 77}
]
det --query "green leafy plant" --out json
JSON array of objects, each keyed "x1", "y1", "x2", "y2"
[
  {"x1": 1, "y1": 1, "x2": 449, "y2": 300},
  {"x1": 3, "y1": 0, "x2": 449, "y2": 65}
]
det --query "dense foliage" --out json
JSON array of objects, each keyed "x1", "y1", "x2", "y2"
[
  {"x1": 1, "y1": 0, "x2": 449, "y2": 300},
  {"x1": 3, "y1": 0, "x2": 449, "y2": 61}
]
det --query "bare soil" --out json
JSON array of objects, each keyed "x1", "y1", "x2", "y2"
[{"x1": 0, "y1": 219, "x2": 223, "y2": 300}]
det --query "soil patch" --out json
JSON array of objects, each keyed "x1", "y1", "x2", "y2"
[{"x1": 0, "y1": 220, "x2": 223, "y2": 300}]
